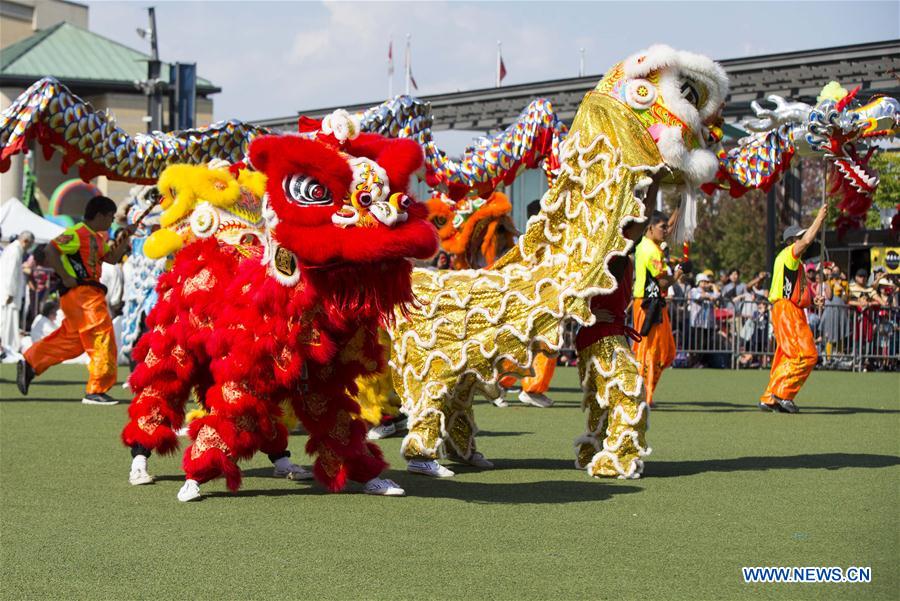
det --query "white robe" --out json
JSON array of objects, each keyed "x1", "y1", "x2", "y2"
[{"x1": 0, "y1": 242, "x2": 26, "y2": 352}]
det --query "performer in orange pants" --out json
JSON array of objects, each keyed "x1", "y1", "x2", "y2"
[
  {"x1": 631, "y1": 210, "x2": 681, "y2": 406},
  {"x1": 761, "y1": 299, "x2": 817, "y2": 406},
  {"x1": 759, "y1": 202, "x2": 828, "y2": 413},
  {"x1": 631, "y1": 297, "x2": 676, "y2": 405},
  {"x1": 17, "y1": 196, "x2": 132, "y2": 405},
  {"x1": 498, "y1": 352, "x2": 556, "y2": 407},
  {"x1": 25, "y1": 286, "x2": 117, "y2": 393}
]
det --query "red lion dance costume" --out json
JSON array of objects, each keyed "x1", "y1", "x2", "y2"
[{"x1": 121, "y1": 113, "x2": 438, "y2": 501}]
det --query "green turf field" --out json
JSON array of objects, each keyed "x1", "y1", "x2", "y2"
[{"x1": 1, "y1": 364, "x2": 897, "y2": 600}]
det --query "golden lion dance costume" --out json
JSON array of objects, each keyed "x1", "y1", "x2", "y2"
[
  {"x1": 122, "y1": 112, "x2": 438, "y2": 501},
  {"x1": 390, "y1": 45, "x2": 729, "y2": 478}
]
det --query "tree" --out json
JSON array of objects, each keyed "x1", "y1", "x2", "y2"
[
  {"x1": 867, "y1": 152, "x2": 900, "y2": 229},
  {"x1": 684, "y1": 190, "x2": 768, "y2": 275}
]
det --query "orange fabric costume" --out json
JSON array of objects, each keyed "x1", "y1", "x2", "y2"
[
  {"x1": 760, "y1": 245, "x2": 816, "y2": 404},
  {"x1": 631, "y1": 237, "x2": 674, "y2": 405},
  {"x1": 499, "y1": 352, "x2": 555, "y2": 394},
  {"x1": 631, "y1": 298, "x2": 675, "y2": 405},
  {"x1": 24, "y1": 223, "x2": 117, "y2": 394}
]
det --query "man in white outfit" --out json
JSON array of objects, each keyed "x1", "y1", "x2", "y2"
[{"x1": 0, "y1": 231, "x2": 34, "y2": 355}]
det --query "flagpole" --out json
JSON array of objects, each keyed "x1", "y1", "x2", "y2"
[
  {"x1": 496, "y1": 41, "x2": 501, "y2": 88},
  {"x1": 579, "y1": 48, "x2": 585, "y2": 77},
  {"x1": 388, "y1": 38, "x2": 393, "y2": 98},
  {"x1": 405, "y1": 34, "x2": 411, "y2": 95}
]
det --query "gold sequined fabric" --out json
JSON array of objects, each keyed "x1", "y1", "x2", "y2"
[
  {"x1": 573, "y1": 336, "x2": 650, "y2": 479},
  {"x1": 390, "y1": 90, "x2": 663, "y2": 459}
]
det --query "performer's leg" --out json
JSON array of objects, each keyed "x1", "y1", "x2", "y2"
[
  {"x1": 761, "y1": 301, "x2": 817, "y2": 406},
  {"x1": 293, "y1": 364, "x2": 388, "y2": 492},
  {"x1": 518, "y1": 353, "x2": 556, "y2": 408},
  {"x1": 444, "y1": 375, "x2": 481, "y2": 461},
  {"x1": 180, "y1": 379, "x2": 272, "y2": 499},
  {"x1": 23, "y1": 317, "x2": 84, "y2": 376},
  {"x1": 574, "y1": 337, "x2": 650, "y2": 479},
  {"x1": 72, "y1": 289, "x2": 118, "y2": 394}
]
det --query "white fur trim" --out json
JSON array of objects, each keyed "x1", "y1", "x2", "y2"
[
  {"x1": 623, "y1": 44, "x2": 729, "y2": 122},
  {"x1": 656, "y1": 126, "x2": 719, "y2": 184}
]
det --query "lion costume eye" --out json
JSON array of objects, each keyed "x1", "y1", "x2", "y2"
[
  {"x1": 680, "y1": 80, "x2": 700, "y2": 108},
  {"x1": 283, "y1": 175, "x2": 332, "y2": 206}
]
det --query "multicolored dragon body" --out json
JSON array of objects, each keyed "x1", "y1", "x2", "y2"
[
  {"x1": 705, "y1": 83, "x2": 899, "y2": 233},
  {"x1": 0, "y1": 77, "x2": 565, "y2": 202},
  {"x1": 2, "y1": 77, "x2": 894, "y2": 235}
]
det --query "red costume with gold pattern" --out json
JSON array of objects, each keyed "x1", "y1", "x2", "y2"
[{"x1": 122, "y1": 119, "x2": 437, "y2": 496}]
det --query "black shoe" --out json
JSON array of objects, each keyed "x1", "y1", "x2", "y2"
[
  {"x1": 773, "y1": 396, "x2": 799, "y2": 414},
  {"x1": 82, "y1": 393, "x2": 119, "y2": 406},
  {"x1": 758, "y1": 401, "x2": 777, "y2": 412},
  {"x1": 16, "y1": 360, "x2": 35, "y2": 395}
]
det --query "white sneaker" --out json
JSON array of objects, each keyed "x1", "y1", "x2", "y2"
[
  {"x1": 366, "y1": 422, "x2": 397, "y2": 440},
  {"x1": 129, "y1": 466, "x2": 154, "y2": 485},
  {"x1": 407, "y1": 459, "x2": 455, "y2": 478},
  {"x1": 491, "y1": 396, "x2": 509, "y2": 408},
  {"x1": 363, "y1": 477, "x2": 405, "y2": 496},
  {"x1": 518, "y1": 390, "x2": 554, "y2": 408},
  {"x1": 273, "y1": 463, "x2": 314, "y2": 481},
  {"x1": 177, "y1": 479, "x2": 201, "y2": 502}
]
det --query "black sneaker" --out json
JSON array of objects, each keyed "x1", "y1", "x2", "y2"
[
  {"x1": 82, "y1": 393, "x2": 119, "y2": 406},
  {"x1": 16, "y1": 360, "x2": 35, "y2": 395},
  {"x1": 773, "y1": 396, "x2": 799, "y2": 414}
]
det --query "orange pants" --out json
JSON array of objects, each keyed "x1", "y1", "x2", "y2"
[
  {"x1": 25, "y1": 286, "x2": 117, "y2": 394},
  {"x1": 761, "y1": 299, "x2": 817, "y2": 404},
  {"x1": 631, "y1": 298, "x2": 675, "y2": 405},
  {"x1": 500, "y1": 352, "x2": 555, "y2": 394}
]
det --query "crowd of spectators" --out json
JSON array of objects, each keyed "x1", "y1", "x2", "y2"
[{"x1": 665, "y1": 262, "x2": 900, "y2": 371}]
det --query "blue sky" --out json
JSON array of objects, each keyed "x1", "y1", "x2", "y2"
[{"x1": 85, "y1": 1, "x2": 899, "y2": 123}]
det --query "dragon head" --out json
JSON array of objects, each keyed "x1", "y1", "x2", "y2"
[
  {"x1": 596, "y1": 44, "x2": 730, "y2": 185},
  {"x1": 743, "y1": 82, "x2": 899, "y2": 231},
  {"x1": 248, "y1": 110, "x2": 438, "y2": 282}
]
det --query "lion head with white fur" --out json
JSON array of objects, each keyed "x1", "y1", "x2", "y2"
[{"x1": 596, "y1": 44, "x2": 729, "y2": 185}]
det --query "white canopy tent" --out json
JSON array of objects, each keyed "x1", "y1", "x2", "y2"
[{"x1": 0, "y1": 198, "x2": 64, "y2": 244}]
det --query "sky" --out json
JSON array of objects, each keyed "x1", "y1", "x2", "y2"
[{"x1": 84, "y1": 0, "x2": 899, "y2": 124}]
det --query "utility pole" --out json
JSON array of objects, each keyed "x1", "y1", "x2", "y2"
[{"x1": 136, "y1": 7, "x2": 165, "y2": 133}]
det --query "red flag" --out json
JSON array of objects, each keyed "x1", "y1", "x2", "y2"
[
  {"x1": 499, "y1": 56, "x2": 507, "y2": 83},
  {"x1": 388, "y1": 41, "x2": 394, "y2": 75}
]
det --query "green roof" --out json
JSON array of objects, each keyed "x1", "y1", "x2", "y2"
[{"x1": 0, "y1": 22, "x2": 216, "y2": 89}]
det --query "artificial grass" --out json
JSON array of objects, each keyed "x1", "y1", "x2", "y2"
[{"x1": 0, "y1": 364, "x2": 897, "y2": 600}]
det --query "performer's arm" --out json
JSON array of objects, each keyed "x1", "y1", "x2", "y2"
[
  {"x1": 666, "y1": 208, "x2": 680, "y2": 235},
  {"x1": 103, "y1": 227, "x2": 135, "y2": 265},
  {"x1": 791, "y1": 202, "x2": 828, "y2": 258},
  {"x1": 45, "y1": 244, "x2": 77, "y2": 289}
]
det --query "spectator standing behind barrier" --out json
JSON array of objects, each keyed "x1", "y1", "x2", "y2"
[
  {"x1": 24, "y1": 245, "x2": 58, "y2": 325},
  {"x1": 689, "y1": 273, "x2": 719, "y2": 355},
  {"x1": 820, "y1": 275, "x2": 851, "y2": 367},
  {"x1": 848, "y1": 268, "x2": 876, "y2": 358},
  {"x1": 0, "y1": 231, "x2": 34, "y2": 355},
  {"x1": 759, "y1": 202, "x2": 828, "y2": 413}
]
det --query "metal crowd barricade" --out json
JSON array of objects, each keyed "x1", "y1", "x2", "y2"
[{"x1": 562, "y1": 296, "x2": 899, "y2": 372}]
